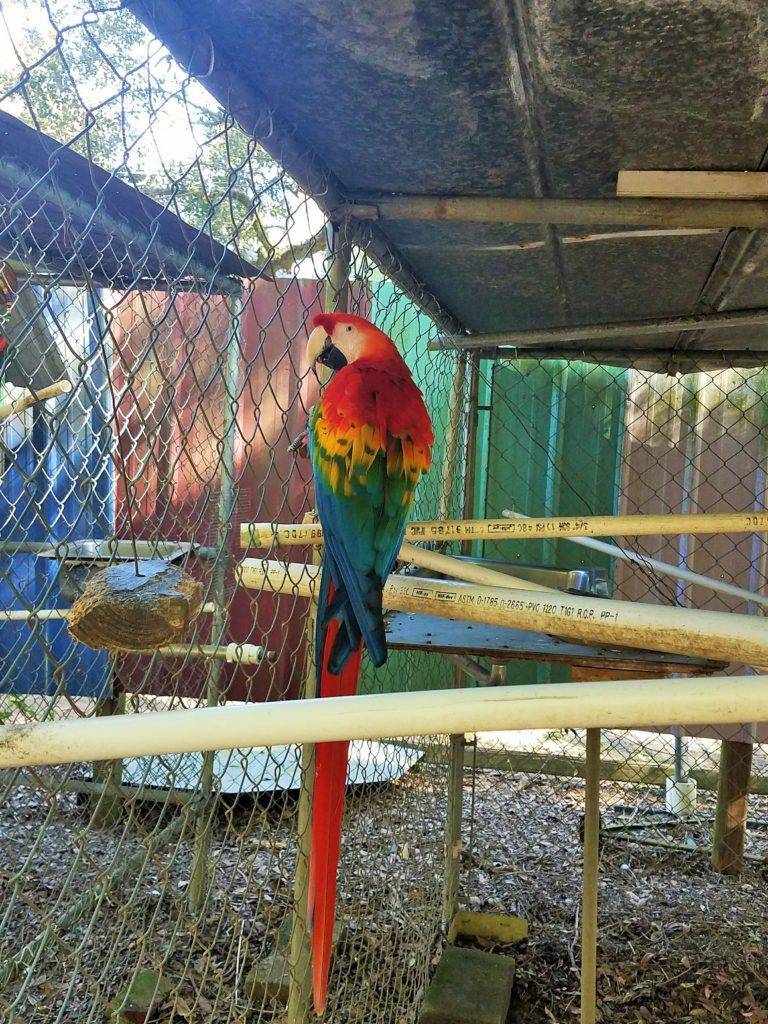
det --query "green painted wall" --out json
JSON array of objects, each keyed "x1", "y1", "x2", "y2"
[{"x1": 478, "y1": 358, "x2": 628, "y2": 684}]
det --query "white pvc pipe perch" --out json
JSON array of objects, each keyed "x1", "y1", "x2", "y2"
[
  {"x1": 1, "y1": 675, "x2": 768, "y2": 770},
  {"x1": 0, "y1": 602, "x2": 218, "y2": 621},
  {"x1": 240, "y1": 511, "x2": 768, "y2": 548},
  {"x1": 240, "y1": 560, "x2": 768, "y2": 666},
  {"x1": 502, "y1": 510, "x2": 768, "y2": 609}
]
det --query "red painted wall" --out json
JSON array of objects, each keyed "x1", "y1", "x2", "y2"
[{"x1": 110, "y1": 277, "x2": 332, "y2": 701}]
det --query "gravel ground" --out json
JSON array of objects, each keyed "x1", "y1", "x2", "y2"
[{"x1": 1, "y1": 760, "x2": 766, "y2": 1023}]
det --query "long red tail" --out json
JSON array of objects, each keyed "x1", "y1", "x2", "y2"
[{"x1": 308, "y1": 617, "x2": 363, "y2": 1015}]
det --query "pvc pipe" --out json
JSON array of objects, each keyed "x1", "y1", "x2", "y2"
[
  {"x1": 0, "y1": 602, "x2": 217, "y2": 622},
  {"x1": 1, "y1": 675, "x2": 767, "y2": 770},
  {"x1": 158, "y1": 642, "x2": 270, "y2": 664},
  {"x1": 398, "y1": 542, "x2": 555, "y2": 593},
  {"x1": 239, "y1": 560, "x2": 768, "y2": 666},
  {"x1": 0, "y1": 379, "x2": 72, "y2": 422},
  {"x1": 240, "y1": 510, "x2": 768, "y2": 549},
  {"x1": 502, "y1": 511, "x2": 768, "y2": 609}
]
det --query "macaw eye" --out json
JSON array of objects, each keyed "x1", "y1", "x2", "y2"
[{"x1": 345, "y1": 325, "x2": 353, "y2": 332}]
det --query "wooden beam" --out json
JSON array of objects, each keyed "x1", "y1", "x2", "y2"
[
  {"x1": 407, "y1": 743, "x2": 768, "y2": 795},
  {"x1": 240, "y1": 510, "x2": 768, "y2": 548},
  {"x1": 428, "y1": 308, "x2": 768, "y2": 352},
  {"x1": 712, "y1": 739, "x2": 754, "y2": 875},
  {"x1": 618, "y1": 170, "x2": 768, "y2": 200},
  {"x1": 338, "y1": 195, "x2": 768, "y2": 229},
  {"x1": 0, "y1": 379, "x2": 72, "y2": 422}
]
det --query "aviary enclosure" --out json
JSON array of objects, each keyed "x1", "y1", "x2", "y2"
[{"x1": 1, "y1": 3, "x2": 768, "y2": 1023}]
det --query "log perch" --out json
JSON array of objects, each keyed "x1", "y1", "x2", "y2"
[{"x1": 67, "y1": 559, "x2": 203, "y2": 651}]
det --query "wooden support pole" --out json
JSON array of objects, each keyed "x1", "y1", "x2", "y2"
[
  {"x1": 437, "y1": 352, "x2": 467, "y2": 525},
  {"x1": 0, "y1": 379, "x2": 72, "y2": 421},
  {"x1": 581, "y1": 728, "x2": 601, "y2": 1024},
  {"x1": 90, "y1": 684, "x2": 125, "y2": 827},
  {"x1": 428, "y1": 308, "x2": 768, "y2": 353},
  {"x1": 712, "y1": 739, "x2": 754, "y2": 875},
  {"x1": 338, "y1": 195, "x2": 768, "y2": 229},
  {"x1": 188, "y1": 289, "x2": 242, "y2": 916},
  {"x1": 443, "y1": 731, "x2": 465, "y2": 931},
  {"x1": 461, "y1": 353, "x2": 481, "y2": 558},
  {"x1": 241, "y1": 560, "x2": 768, "y2": 667},
  {"x1": 287, "y1": 516, "x2": 322, "y2": 1024},
  {"x1": 240, "y1": 510, "x2": 768, "y2": 548}
]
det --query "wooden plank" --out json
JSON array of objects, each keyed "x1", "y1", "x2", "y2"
[
  {"x1": 618, "y1": 170, "x2": 768, "y2": 200},
  {"x1": 712, "y1": 739, "x2": 754, "y2": 875},
  {"x1": 406, "y1": 744, "x2": 768, "y2": 796}
]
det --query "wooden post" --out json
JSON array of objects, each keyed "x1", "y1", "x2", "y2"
[
  {"x1": 581, "y1": 727, "x2": 601, "y2": 1024},
  {"x1": 461, "y1": 353, "x2": 480, "y2": 559},
  {"x1": 437, "y1": 352, "x2": 467, "y2": 525},
  {"x1": 90, "y1": 678, "x2": 125, "y2": 826},
  {"x1": 286, "y1": 524, "x2": 323, "y2": 1024},
  {"x1": 187, "y1": 288, "x2": 242, "y2": 915},
  {"x1": 712, "y1": 739, "x2": 753, "y2": 875},
  {"x1": 443, "y1": 730, "x2": 465, "y2": 931},
  {"x1": 288, "y1": 223, "x2": 350, "y2": 1023}
]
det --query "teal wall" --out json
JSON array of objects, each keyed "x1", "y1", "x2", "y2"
[{"x1": 475, "y1": 358, "x2": 628, "y2": 684}]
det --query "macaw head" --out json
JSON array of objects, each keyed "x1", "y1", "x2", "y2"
[{"x1": 306, "y1": 312, "x2": 398, "y2": 372}]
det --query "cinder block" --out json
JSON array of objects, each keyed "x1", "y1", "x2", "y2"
[{"x1": 420, "y1": 945, "x2": 515, "y2": 1024}]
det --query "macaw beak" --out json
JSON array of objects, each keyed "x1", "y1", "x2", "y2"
[{"x1": 306, "y1": 325, "x2": 347, "y2": 372}]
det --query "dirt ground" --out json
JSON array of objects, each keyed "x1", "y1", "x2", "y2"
[{"x1": 1, "y1": 759, "x2": 766, "y2": 1023}]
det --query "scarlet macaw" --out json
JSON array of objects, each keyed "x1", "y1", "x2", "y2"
[{"x1": 304, "y1": 311, "x2": 434, "y2": 1013}]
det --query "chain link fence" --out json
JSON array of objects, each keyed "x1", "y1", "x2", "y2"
[{"x1": 1, "y1": 4, "x2": 767, "y2": 1024}]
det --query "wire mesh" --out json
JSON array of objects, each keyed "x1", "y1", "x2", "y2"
[{"x1": 1, "y1": 4, "x2": 768, "y2": 1024}]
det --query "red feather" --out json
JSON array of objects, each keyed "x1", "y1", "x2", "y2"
[{"x1": 308, "y1": 593, "x2": 363, "y2": 1015}]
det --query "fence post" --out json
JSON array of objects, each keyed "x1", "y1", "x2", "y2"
[
  {"x1": 187, "y1": 287, "x2": 243, "y2": 915},
  {"x1": 712, "y1": 738, "x2": 753, "y2": 875},
  {"x1": 580, "y1": 727, "x2": 601, "y2": 1024},
  {"x1": 287, "y1": 226, "x2": 350, "y2": 1022}
]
